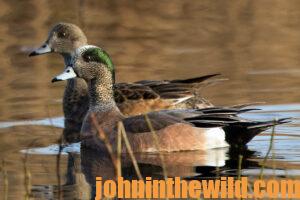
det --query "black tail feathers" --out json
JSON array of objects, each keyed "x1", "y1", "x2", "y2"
[
  {"x1": 170, "y1": 73, "x2": 221, "y2": 84},
  {"x1": 224, "y1": 118, "x2": 291, "y2": 147},
  {"x1": 185, "y1": 106, "x2": 291, "y2": 147}
]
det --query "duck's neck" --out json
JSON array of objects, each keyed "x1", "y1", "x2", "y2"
[
  {"x1": 62, "y1": 53, "x2": 73, "y2": 67},
  {"x1": 88, "y1": 72, "x2": 118, "y2": 112}
]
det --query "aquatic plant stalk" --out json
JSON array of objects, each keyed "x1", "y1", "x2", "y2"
[
  {"x1": 46, "y1": 106, "x2": 63, "y2": 199},
  {"x1": 91, "y1": 114, "x2": 118, "y2": 174},
  {"x1": 91, "y1": 114, "x2": 143, "y2": 180},
  {"x1": 237, "y1": 155, "x2": 243, "y2": 180},
  {"x1": 23, "y1": 152, "x2": 31, "y2": 200},
  {"x1": 259, "y1": 120, "x2": 276, "y2": 179},
  {"x1": 144, "y1": 114, "x2": 168, "y2": 182},
  {"x1": 117, "y1": 122, "x2": 122, "y2": 178},
  {"x1": 56, "y1": 135, "x2": 64, "y2": 200},
  {"x1": 118, "y1": 122, "x2": 143, "y2": 181},
  {"x1": 2, "y1": 160, "x2": 8, "y2": 200}
]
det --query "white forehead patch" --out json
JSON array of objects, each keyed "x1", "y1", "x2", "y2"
[
  {"x1": 75, "y1": 45, "x2": 99, "y2": 56},
  {"x1": 72, "y1": 45, "x2": 103, "y2": 65}
]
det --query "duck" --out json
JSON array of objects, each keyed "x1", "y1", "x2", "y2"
[
  {"x1": 29, "y1": 22, "x2": 224, "y2": 142},
  {"x1": 51, "y1": 45, "x2": 289, "y2": 152}
]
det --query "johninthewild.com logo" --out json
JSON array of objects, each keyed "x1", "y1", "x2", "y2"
[{"x1": 95, "y1": 176, "x2": 300, "y2": 199}]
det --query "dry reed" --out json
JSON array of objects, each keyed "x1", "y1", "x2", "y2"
[
  {"x1": 56, "y1": 135, "x2": 64, "y2": 200},
  {"x1": 90, "y1": 113, "x2": 118, "y2": 175},
  {"x1": 259, "y1": 121, "x2": 276, "y2": 179},
  {"x1": 90, "y1": 113, "x2": 143, "y2": 180},
  {"x1": 23, "y1": 152, "x2": 31, "y2": 200},
  {"x1": 116, "y1": 122, "x2": 122, "y2": 178},
  {"x1": 237, "y1": 154, "x2": 243, "y2": 180},
  {"x1": 118, "y1": 122, "x2": 143, "y2": 180},
  {"x1": 46, "y1": 105, "x2": 63, "y2": 200},
  {"x1": 2, "y1": 160, "x2": 8, "y2": 200},
  {"x1": 144, "y1": 114, "x2": 168, "y2": 182}
]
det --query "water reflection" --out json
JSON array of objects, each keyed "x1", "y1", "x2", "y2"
[
  {"x1": 81, "y1": 147, "x2": 228, "y2": 182},
  {"x1": 21, "y1": 143, "x2": 261, "y2": 199},
  {"x1": 1, "y1": 102, "x2": 295, "y2": 199},
  {"x1": 5, "y1": 119, "x2": 296, "y2": 199}
]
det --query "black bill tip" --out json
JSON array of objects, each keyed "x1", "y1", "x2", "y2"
[
  {"x1": 51, "y1": 77, "x2": 60, "y2": 83},
  {"x1": 29, "y1": 51, "x2": 38, "y2": 57}
]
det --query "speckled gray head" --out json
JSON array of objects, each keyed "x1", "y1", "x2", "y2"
[
  {"x1": 52, "y1": 45, "x2": 115, "y2": 83},
  {"x1": 29, "y1": 22, "x2": 87, "y2": 57}
]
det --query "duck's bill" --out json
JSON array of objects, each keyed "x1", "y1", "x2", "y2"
[
  {"x1": 29, "y1": 43, "x2": 52, "y2": 56},
  {"x1": 52, "y1": 66, "x2": 77, "y2": 82}
]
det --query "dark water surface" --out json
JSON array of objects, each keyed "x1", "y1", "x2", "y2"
[{"x1": 1, "y1": 0, "x2": 300, "y2": 199}]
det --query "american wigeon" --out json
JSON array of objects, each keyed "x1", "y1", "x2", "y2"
[
  {"x1": 29, "y1": 22, "x2": 223, "y2": 142},
  {"x1": 51, "y1": 46, "x2": 289, "y2": 152}
]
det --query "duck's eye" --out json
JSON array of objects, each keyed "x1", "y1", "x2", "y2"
[
  {"x1": 83, "y1": 54, "x2": 92, "y2": 62},
  {"x1": 57, "y1": 31, "x2": 67, "y2": 38},
  {"x1": 66, "y1": 69, "x2": 70, "y2": 73}
]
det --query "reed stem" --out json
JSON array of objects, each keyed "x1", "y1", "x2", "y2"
[
  {"x1": 118, "y1": 122, "x2": 143, "y2": 180},
  {"x1": 144, "y1": 114, "x2": 168, "y2": 182},
  {"x1": 259, "y1": 120, "x2": 276, "y2": 179}
]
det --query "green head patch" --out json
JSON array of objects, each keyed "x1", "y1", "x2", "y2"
[{"x1": 82, "y1": 47, "x2": 115, "y2": 82}]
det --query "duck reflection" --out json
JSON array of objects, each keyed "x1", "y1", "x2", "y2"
[
  {"x1": 79, "y1": 144, "x2": 260, "y2": 199},
  {"x1": 80, "y1": 146, "x2": 229, "y2": 199},
  {"x1": 22, "y1": 142, "x2": 260, "y2": 199},
  {"x1": 81, "y1": 146, "x2": 229, "y2": 183}
]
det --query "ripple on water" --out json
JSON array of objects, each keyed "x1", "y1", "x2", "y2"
[
  {"x1": 0, "y1": 117, "x2": 64, "y2": 129},
  {"x1": 20, "y1": 142, "x2": 81, "y2": 155}
]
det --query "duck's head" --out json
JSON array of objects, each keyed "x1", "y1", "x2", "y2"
[
  {"x1": 29, "y1": 22, "x2": 87, "y2": 57},
  {"x1": 51, "y1": 45, "x2": 115, "y2": 83}
]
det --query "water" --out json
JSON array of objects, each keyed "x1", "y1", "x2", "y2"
[{"x1": 1, "y1": 0, "x2": 300, "y2": 199}]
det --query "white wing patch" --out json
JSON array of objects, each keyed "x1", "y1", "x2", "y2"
[{"x1": 172, "y1": 95, "x2": 194, "y2": 105}]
